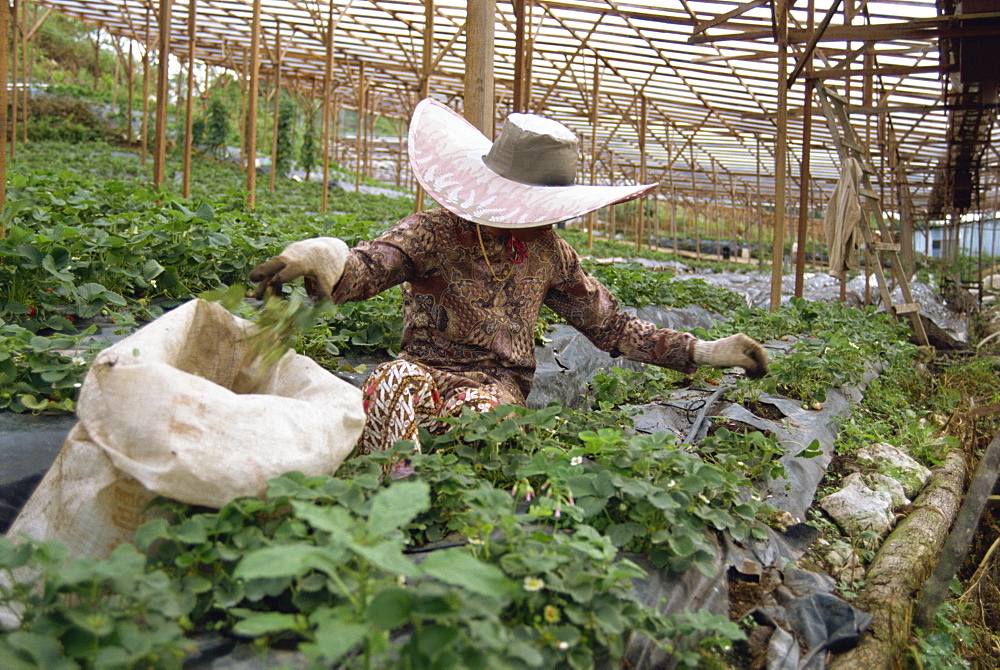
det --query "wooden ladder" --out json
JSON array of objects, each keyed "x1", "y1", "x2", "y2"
[{"x1": 814, "y1": 81, "x2": 930, "y2": 346}]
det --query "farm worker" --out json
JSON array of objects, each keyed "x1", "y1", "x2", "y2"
[{"x1": 250, "y1": 99, "x2": 767, "y2": 455}]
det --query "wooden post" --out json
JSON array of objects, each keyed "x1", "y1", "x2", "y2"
[
  {"x1": 395, "y1": 116, "x2": 404, "y2": 187},
  {"x1": 795, "y1": 78, "x2": 813, "y2": 297},
  {"x1": 151, "y1": 0, "x2": 171, "y2": 187},
  {"x1": 9, "y1": 0, "x2": 17, "y2": 160},
  {"x1": 414, "y1": 0, "x2": 433, "y2": 214},
  {"x1": 126, "y1": 40, "x2": 134, "y2": 144},
  {"x1": 608, "y1": 151, "x2": 616, "y2": 240},
  {"x1": 355, "y1": 65, "x2": 366, "y2": 191},
  {"x1": 464, "y1": 0, "x2": 495, "y2": 136},
  {"x1": 636, "y1": 95, "x2": 647, "y2": 253},
  {"x1": 270, "y1": 24, "x2": 282, "y2": 191},
  {"x1": 756, "y1": 134, "x2": 764, "y2": 268},
  {"x1": 0, "y1": 0, "x2": 9, "y2": 218},
  {"x1": 691, "y1": 142, "x2": 700, "y2": 256},
  {"x1": 244, "y1": 0, "x2": 262, "y2": 207},
  {"x1": 182, "y1": 0, "x2": 197, "y2": 198},
  {"x1": 587, "y1": 55, "x2": 599, "y2": 248},
  {"x1": 513, "y1": 0, "x2": 531, "y2": 113},
  {"x1": 141, "y1": 8, "x2": 150, "y2": 165},
  {"x1": 111, "y1": 38, "x2": 119, "y2": 124},
  {"x1": 668, "y1": 124, "x2": 677, "y2": 253},
  {"x1": 769, "y1": 0, "x2": 789, "y2": 311},
  {"x1": 320, "y1": 0, "x2": 334, "y2": 213},
  {"x1": 20, "y1": 0, "x2": 30, "y2": 144},
  {"x1": 712, "y1": 162, "x2": 718, "y2": 255}
]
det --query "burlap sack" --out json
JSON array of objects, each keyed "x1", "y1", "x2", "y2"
[{"x1": 6, "y1": 299, "x2": 366, "y2": 558}]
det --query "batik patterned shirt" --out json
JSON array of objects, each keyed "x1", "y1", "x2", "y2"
[{"x1": 330, "y1": 208, "x2": 696, "y2": 404}]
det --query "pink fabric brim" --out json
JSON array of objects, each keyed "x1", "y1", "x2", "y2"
[{"x1": 408, "y1": 99, "x2": 658, "y2": 229}]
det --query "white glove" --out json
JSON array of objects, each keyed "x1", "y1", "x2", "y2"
[
  {"x1": 692, "y1": 333, "x2": 768, "y2": 379},
  {"x1": 250, "y1": 237, "x2": 349, "y2": 300}
]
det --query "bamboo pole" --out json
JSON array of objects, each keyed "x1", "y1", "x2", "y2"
[
  {"x1": 112, "y1": 37, "x2": 120, "y2": 121},
  {"x1": 141, "y1": 8, "x2": 150, "y2": 165},
  {"x1": 269, "y1": 24, "x2": 282, "y2": 191},
  {"x1": 9, "y1": 0, "x2": 17, "y2": 160},
  {"x1": 182, "y1": 0, "x2": 197, "y2": 198},
  {"x1": 331, "y1": 94, "x2": 339, "y2": 166},
  {"x1": 464, "y1": 0, "x2": 495, "y2": 136},
  {"x1": 587, "y1": 54, "x2": 598, "y2": 248},
  {"x1": 414, "y1": 0, "x2": 433, "y2": 214},
  {"x1": 691, "y1": 142, "x2": 699, "y2": 255},
  {"x1": 795, "y1": 78, "x2": 813, "y2": 297},
  {"x1": 151, "y1": 0, "x2": 171, "y2": 187},
  {"x1": 245, "y1": 0, "x2": 262, "y2": 207},
  {"x1": 769, "y1": 0, "x2": 789, "y2": 311},
  {"x1": 320, "y1": 0, "x2": 334, "y2": 213},
  {"x1": 607, "y1": 151, "x2": 618, "y2": 242},
  {"x1": 756, "y1": 134, "x2": 764, "y2": 269},
  {"x1": 513, "y1": 0, "x2": 527, "y2": 113},
  {"x1": 711, "y1": 162, "x2": 718, "y2": 255},
  {"x1": 636, "y1": 95, "x2": 647, "y2": 253},
  {"x1": 395, "y1": 116, "x2": 403, "y2": 187},
  {"x1": 126, "y1": 40, "x2": 133, "y2": 144},
  {"x1": 355, "y1": 64, "x2": 366, "y2": 191},
  {"x1": 0, "y1": 0, "x2": 9, "y2": 218},
  {"x1": 20, "y1": 0, "x2": 28, "y2": 144}
]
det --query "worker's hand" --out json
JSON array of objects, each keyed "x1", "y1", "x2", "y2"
[
  {"x1": 249, "y1": 237, "x2": 349, "y2": 301},
  {"x1": 692, "y1": 333, "x2": 768, "y2": 379}
]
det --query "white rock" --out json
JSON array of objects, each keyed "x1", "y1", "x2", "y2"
[
  {"x1": 862, "y1": 472, "x2": 910, "y2": 508},
  {"x1": 857, "y1": 442, "x2": 932, "y2": 498},
  {"x1": 819, "y1": 472, "x2": 894, "y2": 537}
]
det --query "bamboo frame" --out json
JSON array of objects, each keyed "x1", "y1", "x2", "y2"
[{"x1": 6, "y1": 0, "x2": 993, "y2": 262}]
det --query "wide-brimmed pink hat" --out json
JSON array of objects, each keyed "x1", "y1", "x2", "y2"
[{"x1": 408, "y1": 98, "x2": 658, "y2": 229}]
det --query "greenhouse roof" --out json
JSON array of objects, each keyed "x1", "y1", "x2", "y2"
[{"x1": 24, "y1": 0, "x2": 1000, "y2": 218}]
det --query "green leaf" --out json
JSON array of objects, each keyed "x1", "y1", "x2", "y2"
[
  {"x1": 142, "y1": 259, "x2": 165, "y2": 280},
  {"x1": 290, "y1": 501, "x2": 352, "y2": 535},
  {"x1": 350, "y1": 541, "x2": 420, "y2": 579},
  {"x1": 235, "y1": 544, "x2": 345, "y2": 581},
  {"x1": 5, "y1": 631, "x2": 78, "y2": 670},
  {"x1": 367, "y1": 480, "x2": 430, "y2": 537},
  {"x1": 194, "y1": 202, "x2": 216, "y2": 221},
  {"x1": 420, "y1": 548, "x2": 516, "y2": 600},
  {"x1": 199, "y1": 284, "x2": 248, "y2": 311},
  {"x1": 365, "y1": 587, "x2": 413, "y2": 628},
  {"x1": 134, "y1": 518, "x2": 171, "y2": 551},
  {"x1": 232, "y1": 612, "x2": 301, "y2": 637},
  {"x1": 606, "y1": 522, "x2": 644, "y2": 548},
  {"x1": 175, "y1": 517, "x2": 209, "y2": 544},
  {"x1": 310, "y1": 617, "x2": 367, "y2": 663}
]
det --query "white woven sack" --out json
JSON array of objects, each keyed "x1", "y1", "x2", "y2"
[
  {"x1": 7, "y1": 297, "x2": 366, "y2": 560},
  {"x1": 5, "y1": 424, "x2": 157, "y2": 560},
  {"x1": 76, "y1": 298, "x2": 366, "y2": 509}
]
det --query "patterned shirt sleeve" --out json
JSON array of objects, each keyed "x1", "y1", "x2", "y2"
[
  {"x1": 543, "y1": 237, "x2": 697, "y2": 374},
  {"x1": 328, "y1": 213, "x2": 435, "y2": 304}
]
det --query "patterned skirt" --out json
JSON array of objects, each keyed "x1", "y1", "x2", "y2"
[{"x1": 357, "y1": 359, "x2": 516, "y2": 456}]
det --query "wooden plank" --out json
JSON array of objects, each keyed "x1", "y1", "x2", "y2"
[{"x1": 892, "y1": 303, "x2": 922, "y2": 315}]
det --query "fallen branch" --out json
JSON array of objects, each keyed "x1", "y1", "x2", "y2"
[
  {"x1": 828, "y1": 450, "x2": 967, "y2": 670},
  {"x1": 914, "y1": 430, "x2": 1000, "y2": 628}
]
